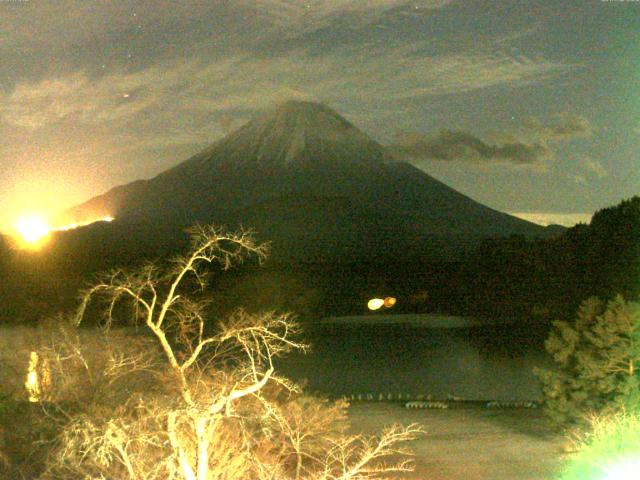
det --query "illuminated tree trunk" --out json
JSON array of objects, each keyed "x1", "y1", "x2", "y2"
[{"x1": 195, "y1": 417, "x2": 210, "y2": 480}]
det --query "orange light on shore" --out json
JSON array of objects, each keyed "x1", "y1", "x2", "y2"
[
  {"x1": 384, "y1": 297, "x2": 397, "y2": 308},
  {"x1": 367, "y1": 296, "x2": 397, "y2": 311}
]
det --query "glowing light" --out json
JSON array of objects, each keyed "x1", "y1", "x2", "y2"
[
  {"x1": 14, "y1": 215, "x2": 51, "y2": 246},
  {"x1": 368, "y1": 298, "x2": 385, "y2": 310},
  {"x1": 11, "y1": 214, "x2": 114, "y2": 249},
  {"x1": 367, "y1": 297, "x2": 397, "y2": 311},
  {"x1": 603, "y1": 459, "x2": 640, "y2": 480},
  {"x1": 25, "y1": 351, "x2": 41, "y2": 403},
  {"x1": 54, "y1": 216, "x2": 114, "y2": 232}
]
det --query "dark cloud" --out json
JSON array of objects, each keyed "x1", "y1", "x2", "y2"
[
  {"x1": 388, "y1": 130, "x2": 550, "y2": 165},
  {"x1": 389, "y1": 112, "x2": 593, "y2": 165},
  {"x1": 523, "y1": 112, "x2": 593, "y2": 141}
]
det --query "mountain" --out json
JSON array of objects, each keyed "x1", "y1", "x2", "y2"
[{"x1": 58, "y1": 100, "x2": 555, "y2": 264}]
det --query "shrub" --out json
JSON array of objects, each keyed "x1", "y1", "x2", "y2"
[{"x1": 535, "y1": 295, "x2": 640, "y2": 427}]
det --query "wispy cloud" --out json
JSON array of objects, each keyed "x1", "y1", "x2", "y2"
[
  {"x1": 582, "y1": 156, "x2": 607, "y2": 179},
  {"x1": 1, "y1": 70, "x2": 170, "y2": 129},
  {"x1": 0, "y1": 0, "x2": 453, "y2": 79},
  {"x1": 522, "y1": 112, "x2": 593, "y2": 142},
  {"x1": 1, "y1": 46, "x2": 569, "y2": 132},
  {"x1": 243, "y1": 0, "x2": 452, "y2": 26},
  {"x1": 567, "y1": 173, "x2": 588, "y2": 186}
]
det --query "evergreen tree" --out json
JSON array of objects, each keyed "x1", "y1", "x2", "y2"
[{"x1": 535, "y1": 295, "x2": 640, "y2": 426}]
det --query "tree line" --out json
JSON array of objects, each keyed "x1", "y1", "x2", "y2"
[{"x1": 457, "y1": 196, "x2": 639, "y2": 323}]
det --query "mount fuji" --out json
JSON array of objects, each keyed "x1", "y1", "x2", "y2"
[{"x1": 59, "y1": 100, "x2": 553, "y2": 263}]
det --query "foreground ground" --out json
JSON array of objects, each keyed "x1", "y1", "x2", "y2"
[{"x1": 348, "y1": 402, "x2": 567, "y2": 480}]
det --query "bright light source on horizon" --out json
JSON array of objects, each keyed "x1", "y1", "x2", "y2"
[
  {"x1": 53, "y1": 216, "x2": 114, "y2": 231},
  {"x1": 14, "y1": 215, "x2": 51, "y2": 246},
  {"x1": 12, "y1": 214, "x2": 115, "y2": 249}
]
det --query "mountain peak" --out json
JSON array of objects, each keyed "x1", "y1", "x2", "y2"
[
  {"x1": 270, "y1": 100, "x2": 353, "y2": 129},
  {"x1": 180, "y1": 100, "x2": 390, "y2": 171}
]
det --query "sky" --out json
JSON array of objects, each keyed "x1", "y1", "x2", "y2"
[{"x1": 0, "y1": 0, "x2": 638, "y2": 231}]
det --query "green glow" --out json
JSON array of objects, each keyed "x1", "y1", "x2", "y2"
[
  {"x1": 603, "y1": 459, "x2": 640, "y2": 480},
  {"x1": 559, "y1": 410, "x2": 640, "y2": 480}
]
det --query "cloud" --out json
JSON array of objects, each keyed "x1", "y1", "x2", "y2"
[
  {"x1": 388, "y1": 111, "x2": 592, "y2": 166},
  {"x1": 389, "y1": 130, "x2": 551, "y2": 165},
  {"x1": 244, "y1": 0, "x2": 452, "y2": 27},
  {"x1": 1, "y1": 71, "x2": 163, "y2": 129},
  {"x1": 567, "y1": 173, "x2": 588, "y2": 186},
  {"x1": 0, "y1": 44, "x2": 569, "y2": 134},
  {"x1": 523, "y1": 112, "x2": 593, "y2": 142},
  {"x1": 0, "y1": 0, "x2": 570, "y2": 137},
  {"x1": 0, "y1": 1, "x2": 454, "y2": 81},
  {"x1": 582, "y1": 157, "x2": 607, "y2": 179}
]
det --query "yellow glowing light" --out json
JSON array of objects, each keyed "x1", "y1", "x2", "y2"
[
  {"x1": 14, "y1": 215, "x2": 51, "y2": 245},
  {"x1": 25, "y1": 351, "x2": 41, "y2": 403},
  {"x1": 12, "y1": 214, "x2": 114, "y2": 249},
  {"x1": 54, "y1": 216, "x2": 114, "y2": 232},
  {"x1": 368, "y1": 298, "x2": 385, "y2": 311}
]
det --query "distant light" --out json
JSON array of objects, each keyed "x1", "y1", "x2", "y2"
[
  {"x1": 603, "y1": 459, "x2": 640, "y2": 480},
  {"x1": 367, "y1": 297, "x2": 398, "y2": 311},
  {"x1": 368, "y1": 298, "x2": 385, "y2": 311},
  {"x1": 15, "y1": 215, "x2": 50, "y2": 246},
  {"x1": 12, "y1": 214, "x2": 115, "y2": 249}
]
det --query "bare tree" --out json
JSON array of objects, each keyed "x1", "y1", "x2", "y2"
[{"x1": 41, "y1": 225, "x2": 421, "y2": 480}]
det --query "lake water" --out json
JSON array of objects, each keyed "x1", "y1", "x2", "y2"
[{"x1": 277, "y1": 320, "x2": 552, "y2": 401}]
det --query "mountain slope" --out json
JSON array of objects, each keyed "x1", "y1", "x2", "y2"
[{"x1": 60, "y1": 100, "x2": 552, "y2": 263}]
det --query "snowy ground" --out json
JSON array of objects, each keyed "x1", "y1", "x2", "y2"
[{"x1": 348, "y1": 402, "x2": 567, "y2": 480}]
